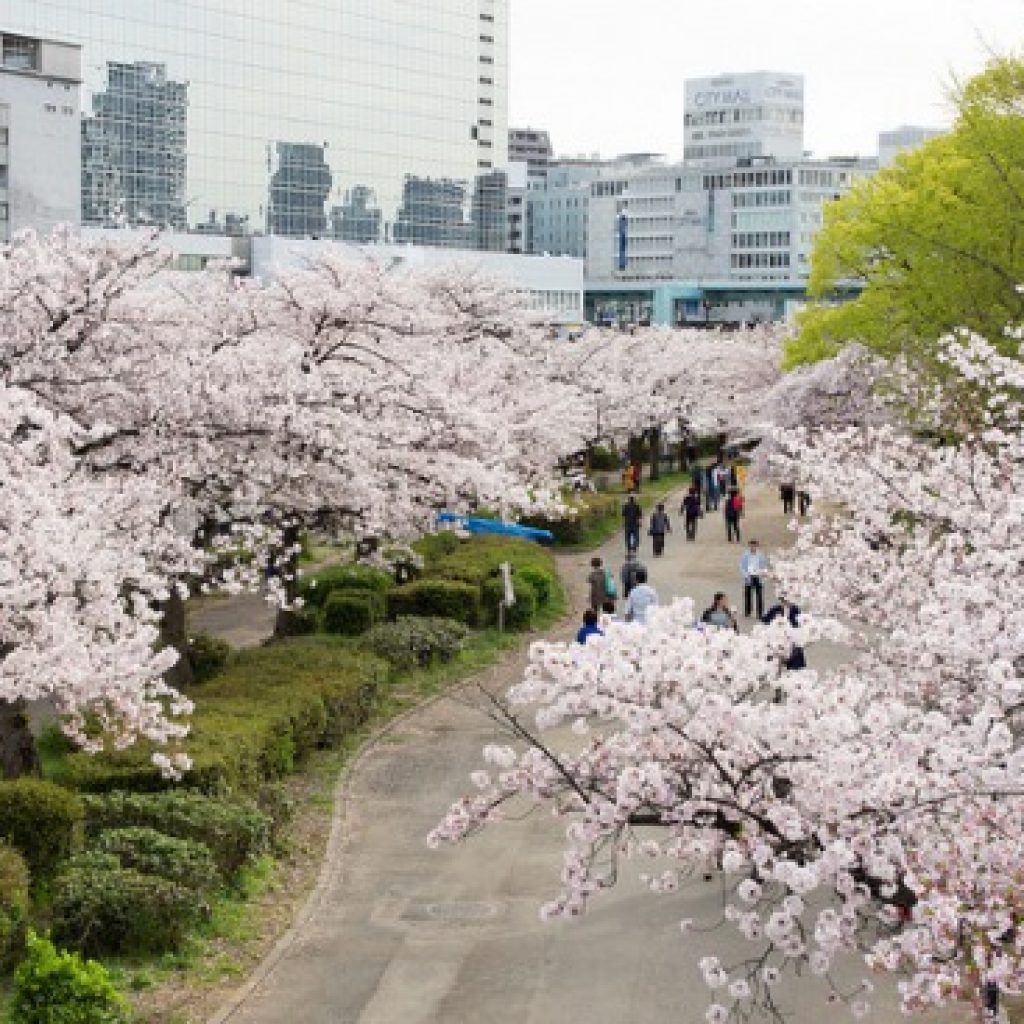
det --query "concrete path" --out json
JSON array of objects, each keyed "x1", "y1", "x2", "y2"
[{"x1": 210, "y1": 482, "x2": 961, "y2": 1024}]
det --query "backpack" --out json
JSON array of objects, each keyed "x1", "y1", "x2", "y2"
[
  {"x1": 730, "y1": 494, "x2": 744, "y2": 515},
  {"x1": 604, "y1": 567, "x2": 618, "y2": 599}
]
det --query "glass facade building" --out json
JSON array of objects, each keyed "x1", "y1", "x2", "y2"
[{"x1": 3, "y1": 0, "x2": 509, "y2": 246}]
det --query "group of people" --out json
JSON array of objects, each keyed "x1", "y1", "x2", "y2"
[{"x1": 579, "y1": 465, "x2": 808, "y2": 670}]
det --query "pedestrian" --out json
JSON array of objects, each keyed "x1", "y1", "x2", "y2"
[
  {"x1": 631, "y1": 461, "x2": 643, "y2": 493},
  {"x1": 780, "y1": 481, "x2": 796, "y2": 515},
  {"x1": 724, "y1": 488, "x2": 743, "y2": 543},
  {"x1": 621, "y1": 548, "x2": 647, "y2": 599},
  {"x1": 622, "y1": 464, "x2": 634, "y2": 493},
  {"x1": 576, "y1": 608, "x2": 604, "y2": 645},
  {"x1": 622, "y1": 494, "x2": 642, "y2": 552},
  {"x1": 736, "y1": 462, "x2": 749, "y2": 489},
  {"x1": 682, "y1": 487, "x2": 701, "y2": 541},
  {"x1": 761, "y1": 597, "x2": 806, "y2": 669},
  {"x1": 701, "y1": 592, "x2": 739, "y2": 632},
  {"x1": 798, "y1": 490, "x2": 811, "y2": 517},
  {"x1": 740, "y1": 539, "x2": 768, "y2": 618},
  {"x1": 623, "y1": 566, "x2": 658, "y2": 624},
  {"x1": 690, "y1": 462, "x2": 703, "y2": 502},
  {"x1": 587, "y1": 556, "x2": 607, "y2": 613},
  {"x1": 712, "y1": 462, "x2": 728, "y2": 510},
  {"x1": 704, "y1": 463, "x2": 718, "y2": 512},
  {"x1": 649, "y1": 502, "x2": 671, "y2": 556}
]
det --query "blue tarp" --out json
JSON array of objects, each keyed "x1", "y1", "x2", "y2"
[{"x1": 436, "y1": 512, "x2": 554, "y2": 545}]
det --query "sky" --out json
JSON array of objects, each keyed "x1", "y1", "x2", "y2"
[{"x1": 509, "y1": 0, "x2": 1023, "y2": 161}]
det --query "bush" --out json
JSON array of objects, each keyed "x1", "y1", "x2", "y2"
[
  {"x1": 321, "y1": 592, "x2": 379, "y2": 636},
  {"x1": 187, "y1": 631, "x2": 231, "y2": 684},
  {"x1": 0, "y1": 779, "x2": 84, "y2": 881},
  {"x1": 0, "y1": 844, "x2": 29, "y2": 969},
  {"x1": 298, "y1": 564, "x2": 392, "y2": 610},
  {"x1": 52, "y1": 853, "x2": 200, "y2": 956},
  {"x1": 481, "y1": 576, "x2": 537, "y2": 630},
  {"x1": 424, "y1": 535, "x2": 556, "y2": 586},
  {"x1": 516, "y1": 566, "x2": 555, "y2": 608},
  {"x1": 93, "y1": 826, "x2": 220, "y2": 891},
  {"x1": 588, "y1": 445, "x2": 620, "y2": 471},
  {"x1": 7, "y1": 931, "x2": 130, "y2": 1024},
  {"x1": 51, "y1": 638, "x2": 389, "y2": 795},
  {"x1": 521, "y1": 494, "x2": 621, "y2": 547},
  {"x1": 412, "y1": 531, "x2": 460, "y2": 562},
  {"x1": 386, "y1": 580, "x2": 481, "y2": 625},
  {"x1": 83, "y1": 791, "x2": 269, "y2": 878},
  {"x1": 362, "y1": 617, "x2": 470, "y2": 671}
]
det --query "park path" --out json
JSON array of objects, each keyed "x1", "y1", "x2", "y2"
[{"x1": 209, "y1": 481, "x2": 961, "y2": 1024}]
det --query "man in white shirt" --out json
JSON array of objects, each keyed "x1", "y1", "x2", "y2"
[
  {"x1": 624, "y1": 566, "x2": 659, "y2": 624},
  {"x1": 740, "y1": 539, "x2": 768, "y2": 618}
]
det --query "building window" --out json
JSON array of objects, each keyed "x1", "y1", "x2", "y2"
[
  {"x1": 0, "y1": 127, "x2": 8, "y2": 146},
  {"x1": 479, "y1": 76, "x2": 493, "y2": 85},
  {"x1": 2, "y1": 35, "x2": 40, "y2": 71}
]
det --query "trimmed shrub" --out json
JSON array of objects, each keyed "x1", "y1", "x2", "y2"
[
  {"x1": 425, "y1": 535, "x2": 557, "y2": 587},
  {"x1": 7, "y1": 931, "x2": 130, "y2": 1024},
  {"x1": 386, "y1": 580, "x2": 480, "y2": 625},
  {"x1": 298, "y1": 564, "x2": 392, "y2": 610},
  {"x1": 481, "y1": 576, "x2": 537, "y2": 630},
  {"x1": 516, "y1": 566, "x2": 555, "y2": 608},
  {"x1": 0, "y1": 779, "x2": 84, "y2": 881},
  {"x1": 83, "y1": 791, "x2": 269, "y2": 878},
  {"x1": 51, "y1": 639, "x2": 389, "y2": 795},
  {"x1": 187, "y1": 631, "x2": 231, "y2": 684},
  {"x1": 51, "y1": 853, "x2": 200, "y2": 955},
  {"x1": 321, "y1": 592, "x2": 379, "y2": 636},
  {"x1": 412, "y1": 531, "x2": 460, "y2": 562},
  {"x1": 362, "y1": 617, "x2": 470, "y2": 671},
  {"x1": 0, "y1": 844, "x2": 29, "y2": 969},
  {"x1": 93, "y1": 826, "x2": 220, "y2": 891}
]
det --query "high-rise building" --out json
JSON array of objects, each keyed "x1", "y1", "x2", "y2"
[
  {"x1": 508, "y1": 128, "x2": 553, "y2": 184},
  {"x1": 684, "y1": 72, "x2": 805, "y2": 166},
  {"x1": 0, "y1": 30, "x2": 82, "y2": 242},
  {"x1": 3, "y1": 1, "x2": 509, "y2": 244}
]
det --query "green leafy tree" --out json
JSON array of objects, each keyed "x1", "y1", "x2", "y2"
[{"x1": 788, "y1": 56, "x2": 1024, "y2": 368}]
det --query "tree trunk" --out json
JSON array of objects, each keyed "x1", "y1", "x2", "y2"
[
  {"x1": 160, "y1": 588, "x2": 194, "y2": 689},
  {"x1": 648, "y1": 426, "x2": 661, "y2": 482},
  {"x1": 274, "y1": 524, "x2": 302, "y2": 639},
  {"x1": 0, "y1": 699, "x2": 40, "y2": 780}
]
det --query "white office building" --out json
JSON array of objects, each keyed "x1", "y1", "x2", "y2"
[
  {"x1": 878, "y1": 125, "x2": 944, "y2": 167},
  {"x1": 585, "y1": 153, "x2": 875, "y2": 326},
  {"x1": 0, "y1": 31, "x2": 82, "y2": 242},
  {"x1": 684, "y1": 71, "x2": 805, "y2": 166}
]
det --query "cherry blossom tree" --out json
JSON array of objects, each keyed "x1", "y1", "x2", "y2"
[{"x1": 432, "y1": 323, "x2": 1024, "y2": 1020}]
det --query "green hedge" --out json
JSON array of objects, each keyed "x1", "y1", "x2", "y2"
[
  {"x1": 82, "y1": 791, "x2": 268, "y2": 879},
  {"x1": 50, "y1": 638, "x2": 389, "y2": 794},
  {"x1": 321, "y1": 592, "x2": 381, "y2": 636},
  {"x1": 52, "y1": 853, "x2": 201, "y2": 956},
  {"x1": 187, "y1": 632, "x2": 231, "y2": 684},
  {"x1": 0, "y1": 780, "x2": 84, "y2": 881},
  {"x1": 362, "y1": 617, "x2": 470, "y2": 671},
  {"x1": 298, "y1": 564, "x2": 393, "y2": 610},
  {"x1": 0, "y1": 844, "x2": 29, "y2": 969},
  {"x1": 515, "y1": 566, "x2": 554, "y2": 608},
  {"x1": 412, "y1": 532, "x2": 460, "y2": 562},
  {"x1": 481, "y1": 576, "x2": 537, "y2": 630},
  {"x1": 7, "y1": 931, "x2": 130, "y2": 1024},
  {"x1": 93, "y1": 826, "x2": 220, "y2": 891},
  {"x1": 423, "y1": 536, "x2": 554, "y2": 588},
  {"x1": 386, "y1": 580, "x2": 481, "y2": 625},
  {"x1": 521, "y1": 494, "x2": 621, "y2": 546}
]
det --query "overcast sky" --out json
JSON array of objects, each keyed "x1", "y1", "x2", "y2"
[{"x1": 509, "y1": 0, "x2": 1023, "y2": 160}]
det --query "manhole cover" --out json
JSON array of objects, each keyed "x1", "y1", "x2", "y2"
[{"x1": 401, "y1": 900, "x2": 502, "y2": 924}]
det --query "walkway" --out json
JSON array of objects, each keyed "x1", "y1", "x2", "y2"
[{"x1": 210, "y1": 482, "x2": 960, "y2": 1024}]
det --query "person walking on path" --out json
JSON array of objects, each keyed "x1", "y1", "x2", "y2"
[
  {"x1": 798, "y1": 489, "x2": 812, "y2": 517},
  {"x1": 623, "y1": 566, "x2": 658, "y2": 624},
  {"x1": 620, "y1": 549, "x2": 647, "y2": 600},
  {"x1": 689, "y1": 462, "x2": 703, "y2": 504},
  {"x1": 630, "y1": 461, "x2": 642, "y2": 493},
  {"x1": 648, "y1": 502, "x2": 671, "y2": 556},
  {"x1": 701, "y1": 592, "x2": 739, "y2": 632},
  {"x1": 576, "y1": 609, "x2": 604, "y2": 645},
  {"x1": 704, "y1": 463, "x2": 719, "y2": 512},
  {"x1": 741, "y1": 539, "x2": 768, "y2": 618},
  {"x1": 587, "y1": 556, "x2": 609, "y2": 613},
  {"x1": 622, "y1": 495, "x2": 642, "y2": 552},
  {"x1": 682, "y1": 488, "x2": 701, "y2": 541},
  {"x1": 724, "y1": 488, "x2": 744, "y2": 543},
  {"x1": 780, "y1": 481, "x2": 796, "y2": 515},
  {"x1": 761, "y1": 598, "x2": 806, "y2": 670}
]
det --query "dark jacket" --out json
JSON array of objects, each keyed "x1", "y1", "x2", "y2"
[
  {"x1": 649, "y1": 510, "x2": 671, "y2": 535},
  {"x1": 622, "y1": 501, "x2": 643, "y2": 528}
]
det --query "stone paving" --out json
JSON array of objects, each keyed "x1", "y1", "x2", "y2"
[{"x1": 208, "y1": 482, "x2": 962, "y2": 1024}]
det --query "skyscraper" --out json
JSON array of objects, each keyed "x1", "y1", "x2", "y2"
[{"x1": 2, "y1": 1, "x2": 509, "y2": 245}]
